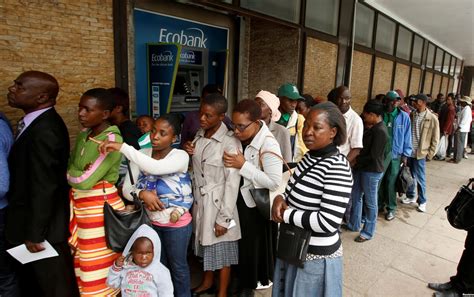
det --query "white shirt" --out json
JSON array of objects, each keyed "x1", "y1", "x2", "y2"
[
  {"x1": 338, "y1": 107, "x2": 364, "y2": 156},
  {"x1": 458, "y1": 105, "x2": 472, "y2": 133}
]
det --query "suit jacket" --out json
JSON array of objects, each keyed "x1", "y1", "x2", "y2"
[{"x1": 6, "y1": 108, "x2": 71, "y2": 245}]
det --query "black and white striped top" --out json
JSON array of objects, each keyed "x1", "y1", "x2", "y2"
[{"x1": 283, "y1": 145, "x2": 353, "y2": 256}]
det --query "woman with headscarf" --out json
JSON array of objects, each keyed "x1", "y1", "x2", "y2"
[{"x1": 255, "y1": 90, "x2": 292, "y2": 163}]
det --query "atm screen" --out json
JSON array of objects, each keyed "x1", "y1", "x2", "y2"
[{"x1": 173, "y1": 73, "x2": 191, "y2": 96}]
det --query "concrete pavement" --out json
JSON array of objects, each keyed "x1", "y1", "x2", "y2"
[
  {"x1": 193, "y1": 154, "x2": 473, "y2": 296},
  {"x1": 342, "y1": 155, "x2": 473, "y2": 297}
]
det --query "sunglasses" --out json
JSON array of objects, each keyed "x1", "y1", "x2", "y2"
[{"x1": 230, "y1": 121, "x2": 256, "y2": 132}]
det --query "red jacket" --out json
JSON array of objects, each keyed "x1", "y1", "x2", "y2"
[{"x1": 438, "y1": 104, "x2": 456, "y2": 135}]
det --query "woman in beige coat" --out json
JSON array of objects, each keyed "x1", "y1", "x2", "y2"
[{"x1": 184, "y1": 94, "x2": 241, "y2": 297}]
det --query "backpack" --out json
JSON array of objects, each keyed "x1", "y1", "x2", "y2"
[{"x1": 445, "y1": 178, "x2": 474, "y2": 231}]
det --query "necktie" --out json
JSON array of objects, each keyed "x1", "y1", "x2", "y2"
[{"x1": 15, "y1": 118, "x2": 25, "y2": 139}]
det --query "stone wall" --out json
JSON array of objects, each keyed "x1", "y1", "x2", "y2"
[
  {"x1": 303, "y1": 37, "x2": 337, "y2": 99},
  {"x1": 247, "y1": 18, "x2": 300, "y2": 98},
  {"x1": 0, "y1": 0, "x2": 115, "y2": 143}
]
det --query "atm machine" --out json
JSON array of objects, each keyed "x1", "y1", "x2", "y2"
[{"x1": 170, "y1": 46, "x2": 208, "y2": 113}]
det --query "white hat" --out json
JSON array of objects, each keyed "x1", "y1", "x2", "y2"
[{"x1": 255, "y1": 90, "x2": 281, "y2": 122}]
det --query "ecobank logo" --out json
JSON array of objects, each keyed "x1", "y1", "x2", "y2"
[
  {"x1": 151, "y1": 50, "x2": 174, "y2": 66},
  {"x1": 159, "y1": 27, "x2": 208, "y2": 48}
]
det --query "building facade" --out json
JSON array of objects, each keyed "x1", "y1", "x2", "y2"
[{"x1": 0, "y1": 0, "x2": 467, "y2": 141}]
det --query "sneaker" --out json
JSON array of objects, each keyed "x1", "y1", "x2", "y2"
[
  {"x1": 417, "y1": 203, "x2": 427, "y2": 212},
  {"x1": 402, "y1": 197, "x2": 417, "y2": 204},
  {"x1": 463, "y1": 153, "x2": 468, "y2": 159},
  {"x1": 385, "y1": 211, "x2": 395, "y2": 221},
  {"x1": 256, "y1": 281, "x2": 273, "y2": 290}
]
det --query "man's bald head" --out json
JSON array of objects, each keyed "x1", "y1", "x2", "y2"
[
  {"x1": 20, "y1": 71, "x2": 59, "y2": 102},
  {"x1": 7, "y1": 71, "x2": 60, "y2": 113}
]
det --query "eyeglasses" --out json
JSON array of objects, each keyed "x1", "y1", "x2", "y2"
[{"x1": 230, "y1": 121, "x2": 255, "y2": 132}]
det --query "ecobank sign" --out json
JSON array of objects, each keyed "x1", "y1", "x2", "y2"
[
  {"x1": 159, "y1": 28, "x2": 208, "y2": 48},
  {"x1": 134, "y1": 9, "x2": 229, "y2": 116}
]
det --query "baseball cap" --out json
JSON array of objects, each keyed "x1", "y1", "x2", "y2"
[
  {"x1": 415, "y1": 93, "x2": 428, "y2": 102},
  {"x1": 385, "y1": 90, "x2": 401, "y2": 101},
  {"x1": 277, "y1": 83, "x2": 304, "y2": 101}
]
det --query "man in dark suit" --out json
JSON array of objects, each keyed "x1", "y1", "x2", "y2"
[{"x1": 5, "y1": 71, "x2": 79, "y2": 296}]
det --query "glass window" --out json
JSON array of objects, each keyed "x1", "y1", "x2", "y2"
[
  {"x1": 443, "y1": 53, "x2": 451, "y2": 74},
  {"x1": 396, "y1": 26, "x2": 412, "y2": 60},
  {"x1": 434, "y1": 48, "x2": 444, "y2": 72},
  {"x1": 305, "y1": 0, "x2": 340, "y2": 35},
  {"x1": 450, "y1": 57, "x2": 456, "y2": 76},
  {"x1": 240, "y1": 0, "x2": 301, "y2": 23},
  {"x1": 426, "y1": 43, "x2": 435, "y2": 68},
  {"x1": 412, "y1": 35, "x2": 423, "y2": 64},
  {"x1": 375, "y1": 14, "x2": 396, "y2": 55},
  {"x1": 354, "y1": 3, "x2": 374, "y2": 47}
]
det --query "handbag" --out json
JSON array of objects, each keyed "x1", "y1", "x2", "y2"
[
  {"x1": 445, "y1": 178, "x2": 474, "y2": 231},
  {"x1": 104, "y1": 160, "x2": 151, "y2": 252},
  {"x1": 396, "y1": 164, "x2": 414, "y2": 194},
  {"x1": 250, "y1": 150, "x2": 292, "y2": 220},
  {"x1": 276, "y1": 152, "x2": 335, "y2": 268}
]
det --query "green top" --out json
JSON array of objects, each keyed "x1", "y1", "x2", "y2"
[
  {"x1": 383, "y1": 108, "x2": 398, "y2": 162},
  {"x1": 277, "y1": 112, "x2": 291, "y2": 126},
  {"x1": 67, "y1": 125, "x2": 123, "y2": 190}
]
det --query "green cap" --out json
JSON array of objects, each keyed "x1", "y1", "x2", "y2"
[
  {"x1": 385, "y1": 90, "x2": 401, "y2": 101},
  {"x1": 277, "y1": 83, "x2": 304, "y2": 101}
]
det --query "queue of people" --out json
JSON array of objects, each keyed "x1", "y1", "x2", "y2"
[{"x1": 0, "y1": 69, "x2": 472, "y2": 297}]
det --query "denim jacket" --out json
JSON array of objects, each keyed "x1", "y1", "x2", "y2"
[{"x1": 391, "y1": 108, "x2": 413, "y2": 159}]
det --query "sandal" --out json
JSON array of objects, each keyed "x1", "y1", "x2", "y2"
[{"x1": 354, "y1": 235, "x2": 369, "y2": 243}]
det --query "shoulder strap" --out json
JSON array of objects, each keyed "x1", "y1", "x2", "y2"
[
  {"x1": 126, "y1": 159, "x2": 135, "y2": 185},
  {"x1": 287, "y1": 152, "x2": 337, "y2": 196}
]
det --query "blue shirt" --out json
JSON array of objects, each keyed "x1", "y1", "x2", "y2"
[
  {"x1": 0, "y1": 113, "x2": 14, "y2": 209},
  {"x1": 390, "y1": 108, "x2": 413, "y2": 158}
]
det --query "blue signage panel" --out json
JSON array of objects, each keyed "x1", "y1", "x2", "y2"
[
  {"x1": 134, "y1": 9, "x2": 229, "y2": 116},
  {"x1": 147, "y1": 43, "x2": 181, "y2": 117}
]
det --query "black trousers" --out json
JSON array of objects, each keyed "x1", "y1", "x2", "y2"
[
  {"x1": 13, "y1": 241, "x2": 79, "y2": 297},
  {"x1": 451, "y1": 229, "x2": 474, "y2": 293}
]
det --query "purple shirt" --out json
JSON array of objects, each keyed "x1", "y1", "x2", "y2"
[{"x1": 16, "y1": 107, "x2": 52, "y2": 139}]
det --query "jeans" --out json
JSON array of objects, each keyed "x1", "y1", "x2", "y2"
[
  {"x1": 454, "y1": 131, "x2": 467, "y2": 162},
  {"x1": 0, "y1": 207, "x2": 19, "y2": 297},
  {"x1": 153, "y1": 223, "x2": 192, "y2": 297},
  {"x1": 406, "y1": 157, "x2": 427, "y2": 204},
  {"x1": 348, "y1": 171, "x2": 384, "y2": 239},
  {"x1": 272, "y1": 256, "x2": 343, "y2": 297}
]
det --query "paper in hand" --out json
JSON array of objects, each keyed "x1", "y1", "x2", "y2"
[{"x1": 7, "y1": 241, "x2": 59, "y2": 264}]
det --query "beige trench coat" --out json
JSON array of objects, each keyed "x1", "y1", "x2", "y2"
[{"x1": 192, "y1": 123, "x2": 242, "y2": 247}]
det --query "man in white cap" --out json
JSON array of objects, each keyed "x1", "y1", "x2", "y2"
[
  {"x1": 255, "y1": 90, "x2": 292, "y2": 162},
  {"x1": 449, "y1": 96, "x2": 472, "y2": 163}
]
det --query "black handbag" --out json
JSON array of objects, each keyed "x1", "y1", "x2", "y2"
[
  {"x1": 396, "y1": 164, "x2": 414, "y2": 194},
  {"x1": 276, "y1": 223, "x2": 311, "y2": 268},
  {"x1": 250, "y1": 151, "x2": 292, "y2": 220},
  {"x1": 276, "y1": 153, "x2": 333, "y2": 268},
  {"x1": 104, "y1": 160, "x2": 151, "y2": 252},
  {"x1": 445, "y1": 178, "x2": 474, "y2": 231}
]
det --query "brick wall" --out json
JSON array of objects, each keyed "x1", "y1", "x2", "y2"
[
  {"x1": 0, "y1": 0, "x2": 115, "y2": 143},
  {"x1": 247, "y1": 18, "x2": 300, "y2": 98}
]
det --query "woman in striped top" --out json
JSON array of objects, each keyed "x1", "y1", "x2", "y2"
[
  {"x1": 272, "y1": 102, "x2": 353, "y2": 297},
  {"x1": 68, "y1": 88, "x2": 125, "y2": 296}
]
